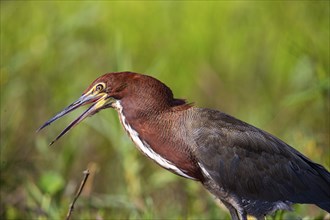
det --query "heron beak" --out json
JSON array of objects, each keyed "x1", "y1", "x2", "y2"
[{"x1": 37, "y1": 91, "x2": 113, "y2": 146}]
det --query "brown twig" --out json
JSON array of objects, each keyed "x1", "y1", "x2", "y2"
[{"x1": 66, "y1": 169, "x2": 90, "y2": 220}]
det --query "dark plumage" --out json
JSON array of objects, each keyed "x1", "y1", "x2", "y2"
[
  {"x1": 38, "y1": 72, "x2": 330, "y2": 220},
  {"x1": 188, "y1": 108, "x2": 330, "y2": 219}
]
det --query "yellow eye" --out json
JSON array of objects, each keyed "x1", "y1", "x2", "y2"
[{"x1": 95, "y1": 84, "x2": 104, "y2": 92}]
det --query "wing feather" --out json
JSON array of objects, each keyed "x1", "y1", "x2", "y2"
[{"x1": 190, "y1": 108, "x2": 330, "y2": 206}]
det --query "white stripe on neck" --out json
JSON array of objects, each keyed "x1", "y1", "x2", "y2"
[{"x1": 112, "y1": 100, "x2": 194, "y2": 180}]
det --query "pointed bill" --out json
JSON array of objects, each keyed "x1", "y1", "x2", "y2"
[{"x1": 37, "y1": 92, "x2": 113, "y2": 145}]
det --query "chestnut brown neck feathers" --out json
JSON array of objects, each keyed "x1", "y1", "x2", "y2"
[{"x1": 96, "y1": 72, "x2": 201, "y2": 179}]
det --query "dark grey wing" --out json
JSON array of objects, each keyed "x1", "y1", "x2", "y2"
[{"x1": 190, "y1": 108, "x2": 330, "y2": 210}]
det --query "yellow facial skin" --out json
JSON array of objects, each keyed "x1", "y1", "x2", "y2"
[{"x1": 37, "y1": 81, "x2": 114, "y2": 145}]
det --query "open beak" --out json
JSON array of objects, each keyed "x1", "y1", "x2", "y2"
[{"x1": 37, "y1": 92, "x2": 113, "y2": 146}]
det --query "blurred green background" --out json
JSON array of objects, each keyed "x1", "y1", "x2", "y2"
[{"x1": 1, "y1": 1, "x2": 329, "y2": 219}]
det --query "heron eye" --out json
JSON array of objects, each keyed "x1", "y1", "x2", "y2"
[{"x1": 95, "y1": 84, "x2": 104, "y2": 92}]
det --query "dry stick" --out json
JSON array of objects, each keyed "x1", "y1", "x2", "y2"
[{"x1": 66, "y1": 169, "x2": 90, "y2": 220}]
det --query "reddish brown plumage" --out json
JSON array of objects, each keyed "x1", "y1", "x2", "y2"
[
  {"x1": 123, "y1": 107, "x2": 204, "y2": 180},
  {"x1": 92, "y1": 72, "x2": 202, "y2": 179}
]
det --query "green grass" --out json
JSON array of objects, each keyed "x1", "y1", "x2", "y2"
[{"x1": 1, "y1": 1, "x2": 329, "y2": 219}]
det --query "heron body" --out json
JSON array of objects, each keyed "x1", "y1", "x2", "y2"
[{"x1": 38, "y1": 72, "x2": 330, "y2": 220}]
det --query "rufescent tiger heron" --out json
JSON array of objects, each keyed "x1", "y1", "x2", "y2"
[{"x1": 38, "y1": 72, "x2": 330, "y2": 220}]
